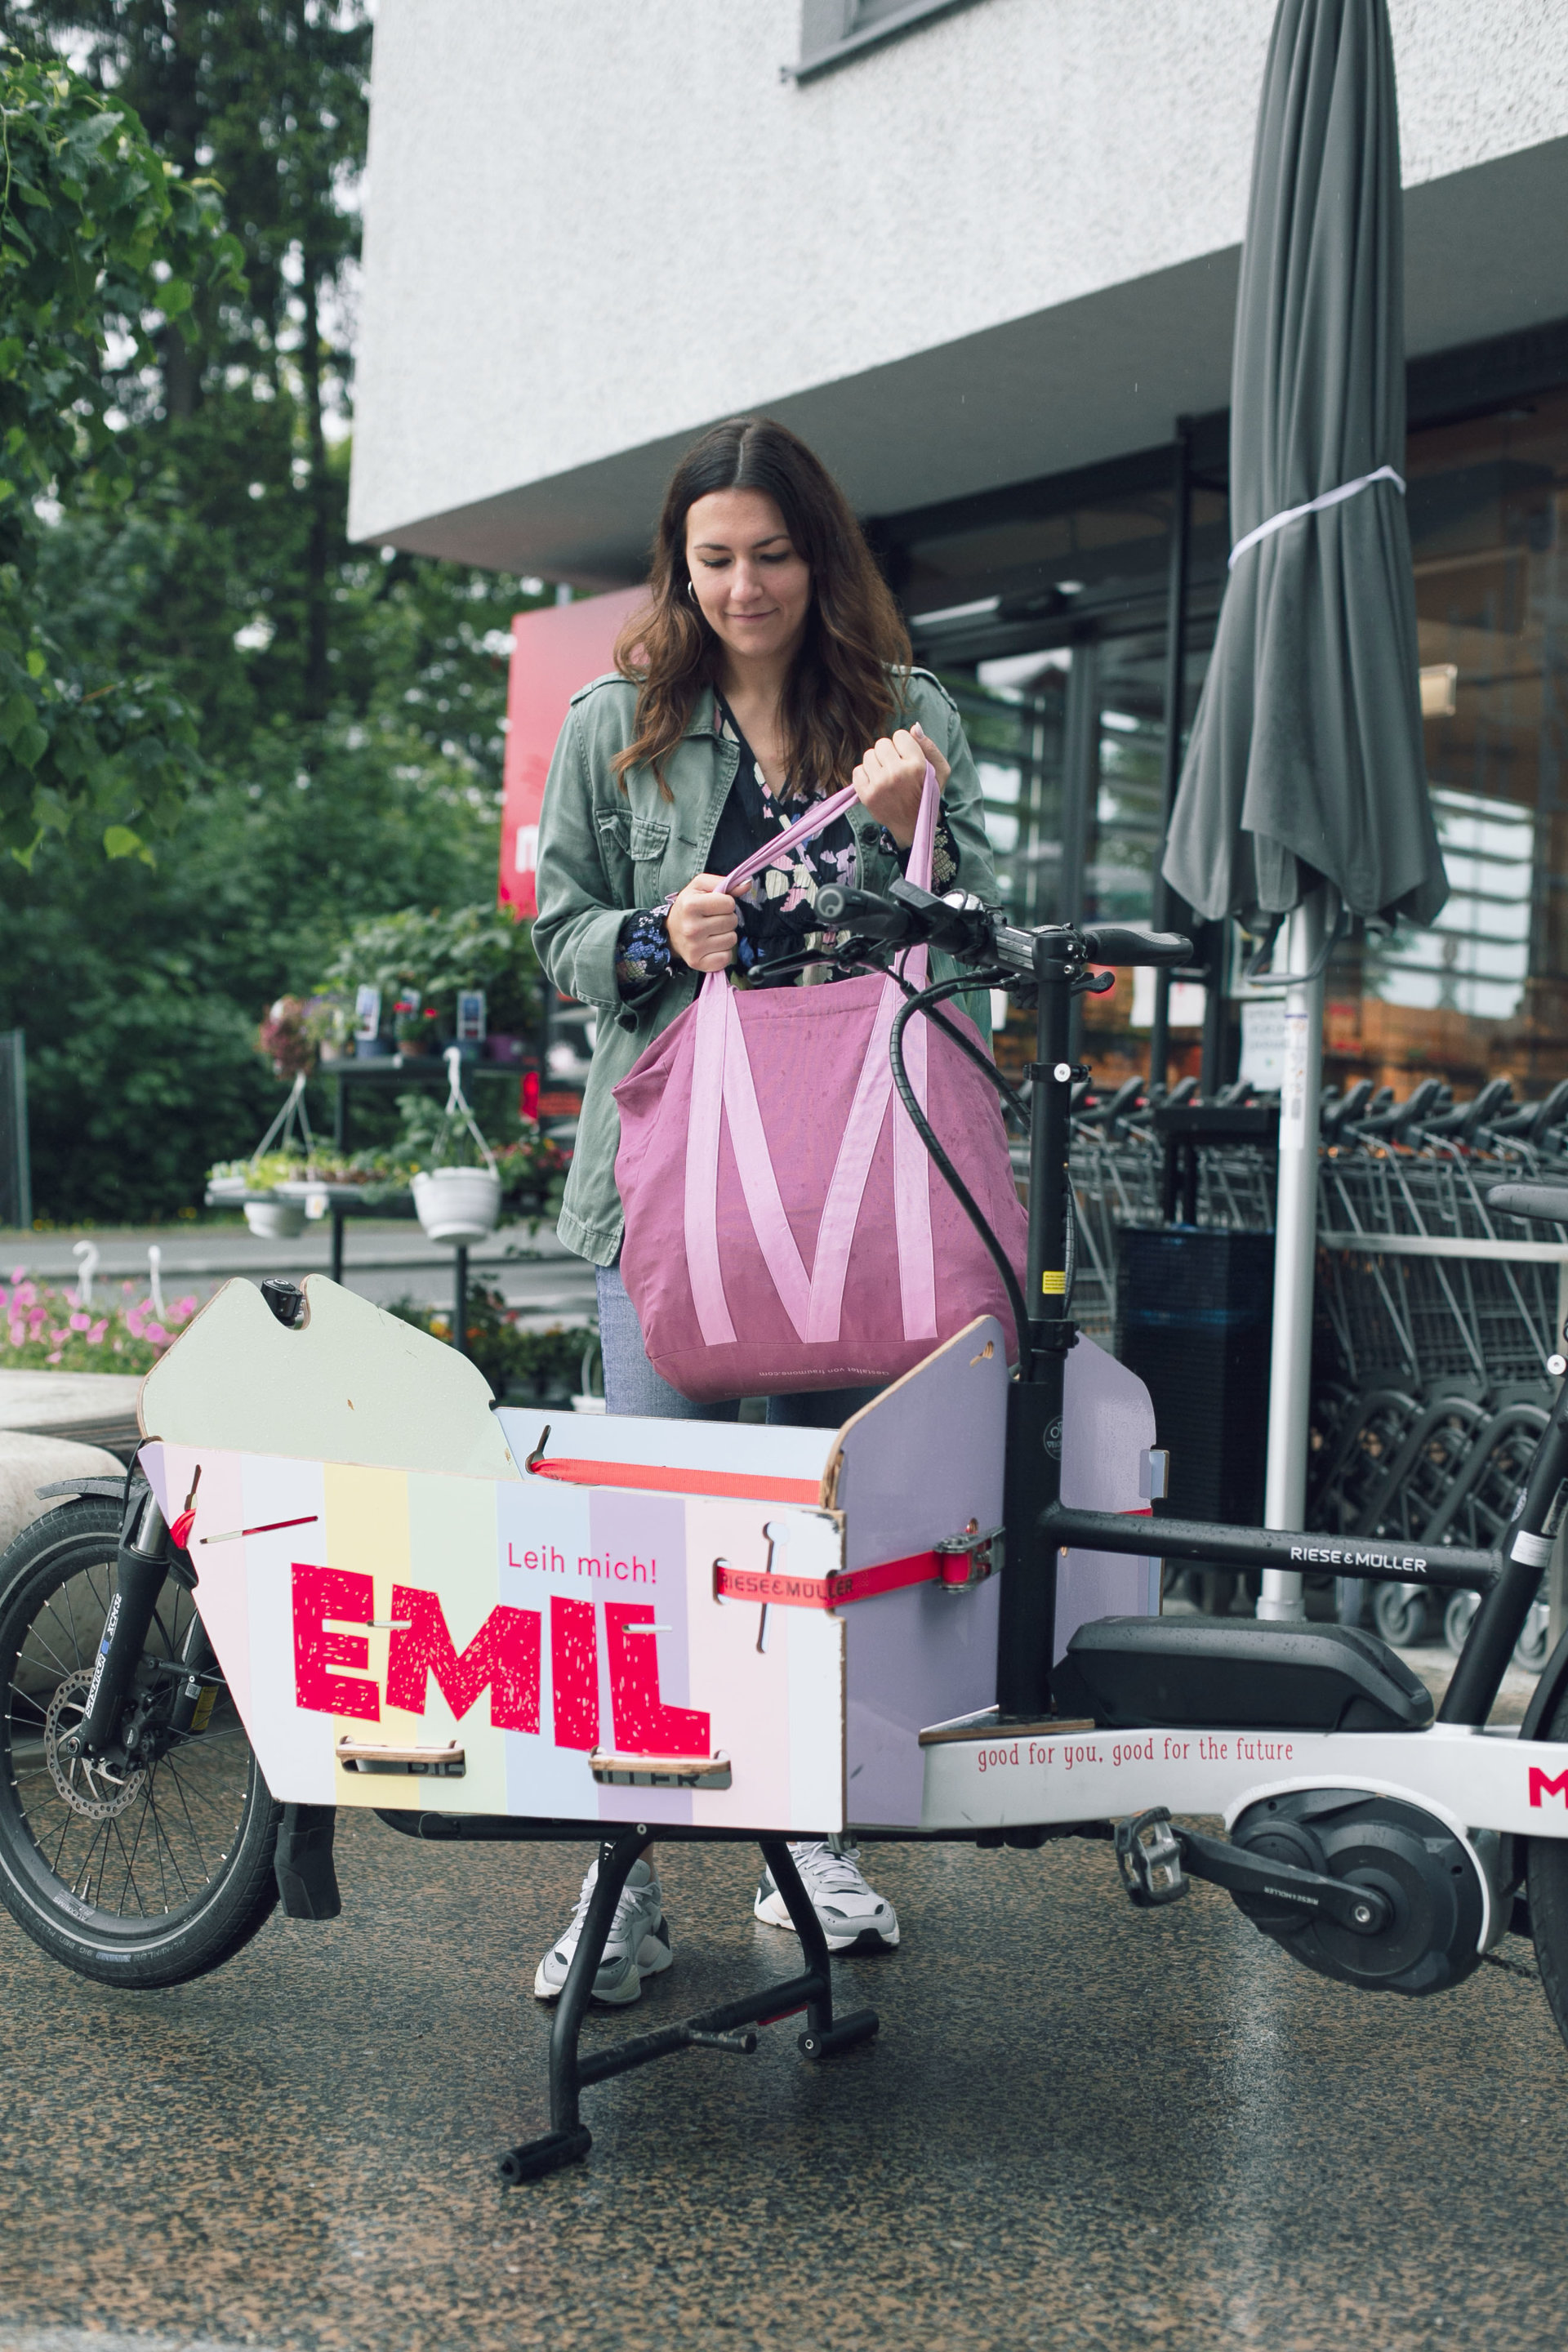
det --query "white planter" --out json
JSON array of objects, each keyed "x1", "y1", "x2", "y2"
[
  {"x1": 412, "y1": 1166, "x2": 501, "y2": 1244},
  {"x1": 244, "y1": 1197, "x2": 306, "y2": 1240}
]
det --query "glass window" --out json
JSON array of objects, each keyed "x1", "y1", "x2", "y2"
[
  {"x1": 1327, "y1": 386, "x2": 1568, "y2": 1098},
  {"x1": 893, "y1": 370, "x2": 1568, "y2": 1108}
]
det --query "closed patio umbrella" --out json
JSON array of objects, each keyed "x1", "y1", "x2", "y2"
[{"x1": 1160, "y1": 0, "x2": 1447, "y2": 1614}]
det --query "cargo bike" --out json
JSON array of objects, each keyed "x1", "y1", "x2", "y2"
[{"x1": 6, "y1": 880, "x2": 1568, "y2": 2185}]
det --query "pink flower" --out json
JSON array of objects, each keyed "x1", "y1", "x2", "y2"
[
  {"x1": 45, "y1": 1350, "x2": 60, "y2": 1365},
  {"x1": 173, "y1": 1294, "x2": 198, "y2": 1317},
  {"x1": 69, "y1": 1312, "x2": 90, "y2": 1334},
  {"x1": 8, "y1": 1266, "x2": 22, "y2": 1283},
  {"x1": 126, "y1": 1312, "x2": 145, "y2": 1338},
  {"x1": 14, "y1": 1282, "x2": 34, "y2": 1309},
  {"x1": 145, "y1": 1323, "x2": 169, "y2": 1347},
  {"x1": 7, "y1": 1321, "x2": 22, "y2": 1346},
  {"x1": 87, "y1": 1321, "x2": 108, "y2": 1344}
]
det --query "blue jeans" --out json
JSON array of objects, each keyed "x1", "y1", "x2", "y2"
[{"x1": 595, "y1": 1266, "x2": 878, "y2": 1429}]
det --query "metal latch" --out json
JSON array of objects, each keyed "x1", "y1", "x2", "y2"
[
  {"x1": 934, "y1": 1523, "x2": 1003, "y2": 1593},
  {"x1": 1115, "y1": 1807, "x2": 1187, "y2": 1907}
]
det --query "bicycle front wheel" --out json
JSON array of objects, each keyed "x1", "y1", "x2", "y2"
[{"x1": 0, "y1": 1497, "x2": 281, "y2": 1987}]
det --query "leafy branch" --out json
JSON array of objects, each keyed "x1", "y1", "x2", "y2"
[{"x1": 0, "y1": 38, "x2": 244, "y2": 863}]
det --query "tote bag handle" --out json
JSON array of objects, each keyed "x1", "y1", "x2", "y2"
[{"x1": 684, "y1": 751, "x2": 942, "y2": 1350}]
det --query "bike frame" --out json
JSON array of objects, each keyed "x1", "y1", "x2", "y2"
[{"x1": 978, "y1": 915, "x2": 1566, "y2": 1735}]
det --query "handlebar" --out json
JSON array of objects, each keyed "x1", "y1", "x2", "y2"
[
  {"x1": 1078, "y1": 924, "x2": 1192, "y2": 968},
  {"x1": 813, "y1": 883, "x2": 930, "y2": 944},
  {"x1": 813, "y1": 884, "x2": 1193, "y2": 973}
]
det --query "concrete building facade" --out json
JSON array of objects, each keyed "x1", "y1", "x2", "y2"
[{"x1": 352, "y1": 0, "x2": 1568, "y2": 1097}]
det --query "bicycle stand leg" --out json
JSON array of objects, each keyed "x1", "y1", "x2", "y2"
[
  {"x1": 499, "y1": 1827, "x2": 648, "y2": 2185},
  {"x1": 757, "y1": 1838, "x2": 879, "y2": 2063}
]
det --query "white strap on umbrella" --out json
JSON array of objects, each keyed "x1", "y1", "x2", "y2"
[
  {"x1": 436, "y1": 1045, "x2": 499, "y2": 1175},
  {"x1": 1227, "y1": 463, "x2": 1405, "y2": 570}
]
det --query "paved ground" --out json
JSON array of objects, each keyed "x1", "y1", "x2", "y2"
[
  {"x1": 0, "y1": 1222, "x2": 599, "y2": 1332},
  {"x1": 0, "y1": 1769, "x2": 1565, "y2": 2352}
]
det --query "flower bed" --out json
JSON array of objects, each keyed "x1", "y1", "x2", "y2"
[{"x1": 0, "y1": 1273, "x2": 199, "y2": 1373}]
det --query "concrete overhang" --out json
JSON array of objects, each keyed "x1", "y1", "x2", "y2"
[{"x1": 359, "y1": 136, "x2": 1568, "y2": 585}]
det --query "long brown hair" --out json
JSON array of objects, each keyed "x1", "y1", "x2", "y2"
[{"x1": 611, "y1": 417, "x2": 911, "y2": 799}]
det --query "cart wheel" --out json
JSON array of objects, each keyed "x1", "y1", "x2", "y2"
[
  {"x1": 1526, "y1": 1687, "x2": 1568, "y2": 2050},
  {"x1": 1514, "y1": 1599, "x2": 1551, "y2": 1675},
  {"x1": 1444, "y1": 1589, "x2": 1480, "y2": 1658},
  {"x1": 1372, "y1": 1580, "x2": 1429, "y2": 1648}
]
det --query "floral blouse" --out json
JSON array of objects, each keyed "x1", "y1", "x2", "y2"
[{"x1": 615, "y1": 696, "x2": 960, "y2": 999}]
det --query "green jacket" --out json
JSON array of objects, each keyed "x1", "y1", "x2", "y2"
[{"x1": 532, "y1": 667, "x2": 999, "y2": 1267}]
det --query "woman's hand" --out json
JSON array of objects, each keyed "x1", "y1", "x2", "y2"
[
  {"x1": 666, "y1": 874, "x2": 739, "y2": 971},
  {"x1": 851, "y1": 724, "x2": 950, "y2": 850}
]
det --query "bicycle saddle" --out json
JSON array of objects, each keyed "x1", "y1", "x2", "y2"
[{"x1": 1487, "y1": 1182, "x2": 1568, "y2": 1224}]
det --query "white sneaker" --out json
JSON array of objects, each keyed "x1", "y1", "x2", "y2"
[
  {"x1": 533, "y1": 1856, "x2": 673, "y2": 2007},
  {"x1": 754, "y1": 1841, "x2": 900, "y2": 1953}
]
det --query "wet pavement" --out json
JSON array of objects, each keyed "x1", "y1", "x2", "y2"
[{"x1": 0, "y1": 1796, "x2": 1566, "y2": 2352}]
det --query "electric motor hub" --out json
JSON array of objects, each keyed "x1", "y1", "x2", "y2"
[{"x1": 1229, "y1": 1787, "x2": 1486, "y2": 1996}]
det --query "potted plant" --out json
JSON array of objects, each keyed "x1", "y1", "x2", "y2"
[
  {"x1": 409, "y1": 1049, "x2": 502, "y2": 1242},
  {"x1": 303, "y1": 993, "x2": 355, "y2": 1064},
  {"x1": 394, "y1": 994, "x2": 440, "y2": 1056},
  {"x1": 257, "y1": 996, "x2": 315, "y2": 1078}
]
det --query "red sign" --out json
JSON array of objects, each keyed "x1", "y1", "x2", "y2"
[{"x1": 498, "y1": 587, "x2": 645, "y2": 919}]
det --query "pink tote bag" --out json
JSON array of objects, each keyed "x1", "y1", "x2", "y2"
[{"x1": 613, "y1": 761, "x2": 1027, "y2": 1402}]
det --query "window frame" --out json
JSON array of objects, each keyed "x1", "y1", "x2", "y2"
[{"x1": 785, "y1": 0, "x2": 990, "y2": 86}]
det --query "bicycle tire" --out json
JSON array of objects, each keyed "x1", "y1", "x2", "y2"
[{"x1": 0, "y1": 1496, "x2": 281, "y2": 1988}]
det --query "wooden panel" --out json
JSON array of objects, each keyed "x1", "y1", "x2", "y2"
[
  {"x1": 140, "y1": 1275, "x2": 517, "y2": 1481},
  {"x1": 1056, "y1": 1334, "x2": 1160, "y2": 1658},
  {"x1": 140, "y1": 1440, "x2": 846, "y2": 1833}
]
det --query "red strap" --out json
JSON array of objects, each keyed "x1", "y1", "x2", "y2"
[
  {"x1": 528, "y1": 1459, "x2": 821, "y2": 1504},
  {"x1": 714, "y1": 1549, "x2": 941, "y2": 1610}
]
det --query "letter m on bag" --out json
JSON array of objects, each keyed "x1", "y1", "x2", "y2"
[
  {"x1": 385, "y1": 1585, "x2": 540, "y2": 1731},
  {"x1": 1530, "y1": 1766, "x2": 1568, "y2": 1808}
]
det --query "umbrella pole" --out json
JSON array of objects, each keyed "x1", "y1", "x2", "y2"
[{"x1": 1258, "y1": 890, "x2": 1325, "y2": 1621}]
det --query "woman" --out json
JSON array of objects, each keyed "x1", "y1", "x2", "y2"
[{"x1": 532, "y1": 416, "x2": 1000, "y2": 2005}]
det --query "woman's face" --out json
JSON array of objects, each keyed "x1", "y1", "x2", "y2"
[{"x1": 684, "y1": 488, "x2": 812, "y2": 669}]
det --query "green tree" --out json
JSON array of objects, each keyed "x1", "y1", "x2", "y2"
[
  {"x1": 0, "y1": 4, "x2": 549, "y2": 1220},
  {"x1": 0, "y1": 35, "x2": 242, "y2": 861}
]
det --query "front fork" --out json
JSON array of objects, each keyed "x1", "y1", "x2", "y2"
[{"x1": 69, "y1": 1486, "x2": 193, "y2": 1763}]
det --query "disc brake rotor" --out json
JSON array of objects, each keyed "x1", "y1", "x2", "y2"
[{"x1": 43, "y1": 1668, "x2": 146, "y2": 1821}]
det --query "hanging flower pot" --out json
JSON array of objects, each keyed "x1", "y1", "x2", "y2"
[
  {"x1": 412, "y1": 1165, "x2": 501, "y2": 1243},
  {"x1": 410, "y1": 1046, "x2": 503, "y2": 1242},
  {"x1": 244, "y1": 1197, "x2": 307, "y2": 1240}
]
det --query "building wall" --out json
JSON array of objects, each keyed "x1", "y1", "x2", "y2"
[{"x1": 350, "y1": 0, "x2": 1568, "y2": 577}]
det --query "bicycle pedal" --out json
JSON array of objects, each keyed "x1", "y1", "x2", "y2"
[{"x1": 1114, "y1": 1808, "x2": 1187, "y2": 1908}]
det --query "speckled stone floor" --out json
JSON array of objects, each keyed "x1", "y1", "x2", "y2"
[{"x1": 0, "y1": 1802, "x2": 1565, "y2": 2352}]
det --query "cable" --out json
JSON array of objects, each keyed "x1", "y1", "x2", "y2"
[
  {"x1": 1064, "y1": 1178, "x2": 1078, "y2": 1314},
  {"x1": 878, "y1": 961, "x2": 1031, "y2": 1129},
  {"x1": 889, "y1": 973, "x2": 1031, "y2": 1360}
]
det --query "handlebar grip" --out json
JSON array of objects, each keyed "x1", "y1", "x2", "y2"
[
  {"x1": 1077, "y1": 924, "x2": 1194, "y2": 967},
  {"x1": 813, "y1": 884, "x2": 921, "y2": 942}
]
